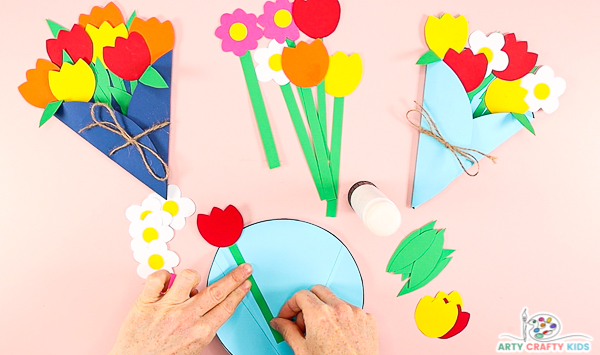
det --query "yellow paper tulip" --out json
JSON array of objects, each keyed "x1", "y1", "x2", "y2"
[
  {"x1": 485, "y1": 78, "x2": 529, "y2": 114},
  {"x1": 415, "y1": 291, "x2": 463, "y2": 338},
  {"x1": 325, "y1": 52, "x2": 363, "y2": 98},
  {"x1": 48, "y1": 59, "x2": 96, "y2": 102},
  {"x1": 425, "y1": 14, "x2": 468, "y2": 59},
  {"x1": 85, "y1": 22, "x2": 129, "y2": 65}
]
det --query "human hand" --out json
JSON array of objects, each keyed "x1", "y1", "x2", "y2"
[
  {"x1": 109, "y1": 264, "x2": 252, "y2": 355},
  {"x1": 270, "y1": 285, "x2": 379, "y2": 355}
]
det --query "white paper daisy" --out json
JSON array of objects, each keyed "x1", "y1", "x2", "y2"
[
  {"x1": 134, "y1": 240, "x2": 180, "y2": 279},
  {"x1": 126, "y1": 196, "x2": 173, "y2": 226},
  {"x1": 468, "y1": 30, "x2": 509, "y2": 76},
  {"x1": 147, "y1": 185, "x2": 196, "y2": 230},
  {"x1": 254, "y1": 39, "x2": 290, "y2": 85},
  {"x1": 520, "y1": 66, "x2": 566, "y2": 113},
  {"x1": 129, "y1": 212, "x2": 175, "y2": 251}
]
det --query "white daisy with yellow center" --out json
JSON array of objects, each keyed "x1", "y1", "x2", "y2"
[
  {"x1": 147, "y1": 184, "x2": 196, "y2": 230},
  {"x1": 468, "y1": 30, "x2": 509, "y2": 76},
  {"x1": 126, "y1": 196, "x2": 173, "y2": 226},
  {"x1": 254, "y1": 39, "x2": 289, "y2": 85},
  {"x1": 129, "y1": 212, "x2": 174, "y2": 251},
  {"x1": 134, "y1": 240, "x2": 180, "y2": 279},
  {"x1": 520, "y1": 66, "x2": 566, "y2": 114}
]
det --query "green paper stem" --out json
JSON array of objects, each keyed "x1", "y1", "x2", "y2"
[
  {"x1": 326, "y1": 198, "x2": 338, "y2": 217},
  {"x1": 239, "y1": 51, "x2": 280, "y2": 169},
  {"x1": 62, "y1": 50, "x2": 73, "y2": 65},
  {"x1": 280, "y1": 84, "x2": 325, "y2": 199},
  {"x1": 299, "y1": 87, "x2": 336, "y2": 200},
  {"x1": 46, "y1": 19, "x2": 67, "y2": 38},
  {"x1": 130, "y1": 80, "x2": 138, "y2": 95},
  {"x1": 467, "y1": 74, "x2": 495, "y2": 101},
  {"x1": 228, "y1": 244, "x2": 284, "y2": 343},
  {"x1": 109, "y1": 87, "x2": 132, "y2": 116},
  {"x1": 512, "y1": 112, "x2": 535, "y2": 135},
  {"x1": 126, "y1": 10, "x2": 137, "y2": 29},
  {"x1": 317, "y1": 81, "x2": 329, "y2": 159},
  {"x1": 326, "y1": 97, "x2": 345, "y2": 217},
  {"x1": 39, "y1": 100, "x2": 63, "y2": 127},
  {"x1": 472, "y1": 97, "x2": 488, "y2": 118}
]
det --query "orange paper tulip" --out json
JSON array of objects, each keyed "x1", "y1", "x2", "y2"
[
  {"x1": 18, "y1": 59, "x2": 58, "y2": 108},
  {"x1": 129, "y1": 17, "x2": 175, "y2": 64},
  {"x1": 79, "y1": 2, "x2": 124, "y2": 28},
  {"x1": 282, "y1": 39, "x2": 329, "y2": 88}
]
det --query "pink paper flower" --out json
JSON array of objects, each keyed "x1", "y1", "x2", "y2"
[
  {"x1": 215, "y1": 9, "x2": 264, "y2": 57},
  {"x1": 258, "y1": 0, "x2": 299, "y2": 43}
]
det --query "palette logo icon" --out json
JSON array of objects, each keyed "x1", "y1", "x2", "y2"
[{"x1": 497, "y1": 308, "x2": 592, "y2": 353}]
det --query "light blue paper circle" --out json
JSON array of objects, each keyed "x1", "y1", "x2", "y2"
[{"x1": 207, "y1": 219, "x2": 364, "y2": 355}]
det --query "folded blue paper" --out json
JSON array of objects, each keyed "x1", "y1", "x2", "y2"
[
  {"x1": 54, "y1": 51, "x2": 172, "y2": 198},
  {"x1": 411, "y1": 61, "x2": 533, "y2": 208},
  {"x1": 207, "y1": 219, "x2": 364, "y2": 355}
]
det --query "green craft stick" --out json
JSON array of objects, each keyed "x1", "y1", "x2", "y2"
[
  {"x1": 46, "y1": 19, "x2": 67, "y2": 38},
  {"x1": 326, "y1": 96, "x2": 345, "y2": 217},
  {"x1": 317, "y1": 81, "x2": 329, "y2": 159},
  {"x1": 109, "y1": 87, "x2": 132, "y2": 115},
  {"x1": 62, "y1": 50, "x2": 73, "y2": 65},
  {"x1": 280, "y1": 84, "x2": 325, "y2": 199},
  {"x1": 126, "y1": 10, "x2": 137, "y2": 29},
  {"x1": 239, "y1": 51, "x2": 280, "y2": 169},
  {"x1": 109, "y1": 71, "x2": 126, "y2": 91},
  {"x1": 140, "y1": 66, "x2": 169, "y2": 88},
  {"x1": 299, "y1": 87, "x2": 335, "y2": 200},
  {"x1": 416, "y1": 49, "x2": 441, "y2": 65},
  {"x1": 467, "y1": 74, "x2": 495, "y2": 101},
  {"x1": 39, "y1": 100, "x2": 63, "y2": 127},
  {"x1": 228, "y1": 244, "x2": 284, "y2": 343},
  {"x1": 512, "y1": 112, "x2": 535, "y2": 135}
]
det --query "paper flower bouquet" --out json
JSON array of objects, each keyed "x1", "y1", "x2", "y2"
[
  {"x1": 19, "y1": 2, "x2": 174, "y2": 198},
  {"x1": 411, "y1": 14, "x2": 566, "y2": 208},
  {"x1": 215, "y1": 0, "x2": 363, "y2": 217}
]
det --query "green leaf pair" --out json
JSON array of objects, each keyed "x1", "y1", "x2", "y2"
[{"x1": 386, "y1": 221, "x2": 454, "y2": 296}]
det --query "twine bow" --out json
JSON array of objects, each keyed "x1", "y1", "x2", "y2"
[
  {"x1": 406, "y1": 101, "x2": 497, "y2": 177},
  {"x1": 79, "y1": 102, "x2": 170, "y2": 181}
]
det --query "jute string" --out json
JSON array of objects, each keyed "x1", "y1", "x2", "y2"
[
  {"x1": 406, "y1": 101, "x2": 497, "y2": 177},
  {"x1": 79, "y1": 102, "x2": 170, "y2": 181}
]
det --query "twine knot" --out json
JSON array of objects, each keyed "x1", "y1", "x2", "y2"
[
  {"x1": 79, "y1": 102, "x2": 170, "y2": 181},
  {"x1": 406, "y1": 101, "x2": 497, "y2": 177}
]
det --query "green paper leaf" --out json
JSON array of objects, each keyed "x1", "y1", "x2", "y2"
[
  {"x1": 228, "y1": 244, "x2": 284, "y2": 343},
  {"x1": 398, "y1": 255, "x2": 452, "y2": 296},
  {"x1": 473, "y1": 96, "x2": 488, "y2": 117},
  {"x1": 126, "y1": 10, "x2": 137, "y2": 29},
  {"x1": 130, "y1": 80, "x2": 138, "y2": 95},
  {"x1": 109, "y1": 87, "x2": 132, "y2": 115},
  {"x1": 387, "y1": 229, "x2": 437, "y2": 273},
  {"x1": 419, "y1": 220, "x2": 437, "y2": 233},
  {"x1": 139, "y1": 66, "x2": 169, "y2": 88},
  {"x1": 91, "y1": 61, "x2": 112, "y2": 106},
  {"x1": 46, "y1": 19, "x2": 67, "y2": 38},
  {"x1": 409, "y1": 230, "x2": 445, "y2": 286},
  {"x1": 109, "y1": 71, "x2": 126, "y2": 91},
  {"x1": 39, "y1": 100, "x2": 63, "y2": 126},
  {"x1": 285, "y1": 39, "x2": 296, "y2": 48},
  {"x1": 62, "y1": 50, "x2": 73, "y2": 65},
  {"x1": 416, "y1": 50, "x2": 441, "y2": 65},
  {"x1": 512, "y1": 112, "x2": 535, "y2": 135}
]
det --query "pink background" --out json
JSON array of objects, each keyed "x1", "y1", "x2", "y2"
[{"x1": 1, "y1": 0, "x2": 599, "y2": 354}]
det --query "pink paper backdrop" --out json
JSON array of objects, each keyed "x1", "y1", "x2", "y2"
[{"x1": 1, "y1": 0, "x2": 598, "y2": 354}]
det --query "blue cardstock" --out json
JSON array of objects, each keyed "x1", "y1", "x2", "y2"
[
  {"x1": 54, "y1": 51, "x2": 172, "y2": 198},
  {"x1": 207, "y1": 219, "x2": 364, "y2": 355},
  {"x1": 411, "y1": 60, "x2": 533, "y2": 208}
]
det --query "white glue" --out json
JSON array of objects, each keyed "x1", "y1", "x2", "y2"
[{"x1": 348, "y1": 181, "x2": 401, "y2": 237}]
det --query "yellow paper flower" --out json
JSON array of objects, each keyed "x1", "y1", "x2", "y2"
[
  {"x1": 48, "y1": 59, "x2": 96, "y2": 102},
  {"x1": 85, "y1": 22, "x2": 129, "y2": 65},
  {"x1": 324, "y1": 52, "x2": 363, "y2": 97},
  {"x1": 484, "y1": 78, "x2": 529, "y2": 114},
  {"x1": 425, "y1": 14, "x2": 468, "y2": 58}
]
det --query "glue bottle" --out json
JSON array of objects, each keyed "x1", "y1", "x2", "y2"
[{"x1": 348, "y1": 181, "x2": 401, "y2": 237}]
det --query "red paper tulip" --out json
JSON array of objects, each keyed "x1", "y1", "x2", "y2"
[
  {"x1": 197, "y1": 205, "x2": 244, "y2": 247},
  {"x1": 439, "y1": 305, "x2": 470, "y2": 339},
  {"x1": 492, "y1": 33, "x2": 538, "y2": 81},
  {"x1": 292, "y1": 0, "x2": 341, "y2": 39},
  {"x1": 103, "y1": 32, "x2": 151, "y2": 81},
  {"x1": 443, "y1": 48, "x2": 488, "y2": 92},
  {"x1": 46, "y1": 24, "x2": 93, "y2": 66}
]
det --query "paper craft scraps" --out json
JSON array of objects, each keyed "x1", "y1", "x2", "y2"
[
  {"x1": 415, "y1": 291, "x2": 470, "y2": 339},
  {"x1": 411, "y1": 14, "x2": 566, "y2": 208},
  {"x1": 386, "y1": 221, "x2": 454, "y2": 296},
  {"x1": 19, "y1": 2, "x2": 175, "y2": 198},
  {"x1": 206, "y1": 218, "x2": 364, "y2": 355},
  {"x1": 127, "y1": 184, "x2": 195, "y2": 278},
  {"x1": 216, "y1": 0, "x2": 361, "y2": 217}
]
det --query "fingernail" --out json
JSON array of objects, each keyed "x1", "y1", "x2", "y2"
[
  {"x1": 241, "y1": 263, "x2": 252, "y2": 275},
  {"x1": 242, "y1": 279, "x2": 252, "y2": 291}
]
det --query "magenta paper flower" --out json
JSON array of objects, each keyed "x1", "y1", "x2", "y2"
[
  {"x1": 215, "y1": 9, "x2": 264, "y2": 57},
  {"x1": 258, "y1": 0, "x2": 299, "y2": 43}
]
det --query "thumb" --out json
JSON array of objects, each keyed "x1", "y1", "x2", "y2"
[{"x1": 270, "y1": 318, "x2": 306, "y2": 351}]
